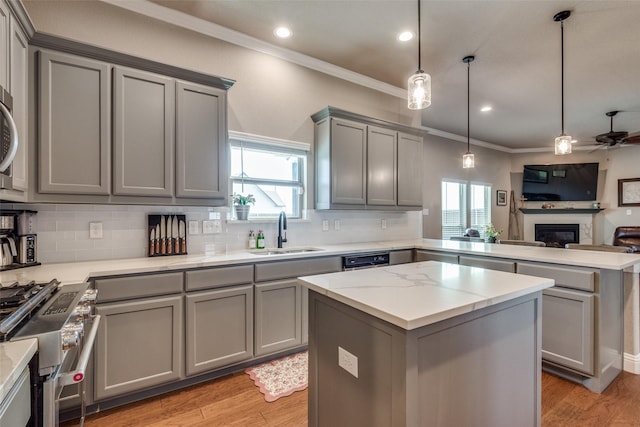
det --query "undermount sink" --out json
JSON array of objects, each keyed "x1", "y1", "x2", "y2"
[{"x1": 249, "y1": 247, "x2": 324, "y2": 255}]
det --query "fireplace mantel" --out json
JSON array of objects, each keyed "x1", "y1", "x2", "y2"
[{"x1": 519, "y1": 208, "x2": 604, "y2": 214}]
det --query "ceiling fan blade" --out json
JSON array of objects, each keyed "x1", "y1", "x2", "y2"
[{"x1": 622, "y1": 132, "x2": 640, "y2": 145}]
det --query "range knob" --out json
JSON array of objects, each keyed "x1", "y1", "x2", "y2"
[
  {"x1": 79, "y1": 289, "x2": 98, "y2": 306},
  {"x1": 61, "y1": 329, "x2": 80, "y2": 350},
  {"x1": 71, "y1": 304, "x2": 93, "y2": 320}
]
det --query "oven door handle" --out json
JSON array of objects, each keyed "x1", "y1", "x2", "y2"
[{"x1": 57, "y1": 315, "x2": 101, "y2": 387}]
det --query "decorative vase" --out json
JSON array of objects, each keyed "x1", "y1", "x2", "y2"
[
  {"x1": 235, "y1": 205, "x2": 250, "y2": 220},
  {"x1": 487, "y1": 236, "x2": 496, "y2": 243}
]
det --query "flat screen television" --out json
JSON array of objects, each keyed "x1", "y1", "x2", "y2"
[{"x1": 522, "y1": 162, "x2": 599, "y2": 201}]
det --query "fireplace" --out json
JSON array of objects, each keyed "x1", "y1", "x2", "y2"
[{"x1": 535, "y1": 224, "x2": 580, "y2": 248}]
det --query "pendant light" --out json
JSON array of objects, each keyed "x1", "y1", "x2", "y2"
[
  {"x1": 462, "y1": 55, "x2": 475, "y2": 168},
  {"x1": 408, "y1": 0, "x2": 431, "y2": 110},
  {"x1": 554, "y1": 10, "x2": 572, "y2": 155}
]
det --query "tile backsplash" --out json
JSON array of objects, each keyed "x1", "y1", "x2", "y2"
[{"x1": 4, "y1": 204, "x2": 422, "y2": 264}]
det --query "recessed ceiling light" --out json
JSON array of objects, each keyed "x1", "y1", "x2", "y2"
[
  {"x1": 398, "y1": 31, "x2": 413, "y2": 42},
  {"x1": 480, "y1": 105, "x2": 492, "y2": 112},
  {"x1": 274, "y1": 27, "x2": 292, "y2": 38}
]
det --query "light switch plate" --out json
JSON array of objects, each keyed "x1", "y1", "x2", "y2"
[
  {"x1": 89, "y1": 222, "x2": 103, "y2": 239},
  {"x1": 334, "y1": 220, "x2": 341, "y2": 230},
  {"x1": 338, "y1": 346, "x2": 358, "y2": 378},
  {"x1": 202, "y1": 220, "x2": 215, "y2": 234},
  {"x1": 188, "y1": 220, "x2": 199, "y2": 235},
  {"x1": 381, "y1": 219, "x2": 387, "y2": 229},
  {"x1": 322, "y1": 220, "x2": 329, "y2": 231}
]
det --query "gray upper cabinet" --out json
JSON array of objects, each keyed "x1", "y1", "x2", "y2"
[
  {"x1": 367, "y1": 125, "x2": 397, "y2": 206},
  {"x1": 175, "y1": 81, "x2": 227, "y2": 199},
  {"x1": 314, "y1": 117, "x2": 367, "y2": 208},
  {"x1": 38, "y1": 50, "x2": 111, "y2": 195},
  {"x1": 312, "y1": 107, "x2": 424, "y2": 210},
  {"x1": 397, "y1": 132, "x2": 423, "y2": 206},
  {"x1": 113, "y1": 66, "x2": 174, "y2": 197}
]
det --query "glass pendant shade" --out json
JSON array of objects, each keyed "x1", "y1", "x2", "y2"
[
  {"x1": 554, "y1": 134, "x2": 572, "y2": 155},
  {"x1": 462, "y1": 152, "x2": 475, "y2": 169},
  {"x1": 408, "y1": 70, "x2": 431, "y2": 110}
]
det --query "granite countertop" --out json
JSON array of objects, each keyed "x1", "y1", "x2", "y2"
[
  {"x1": 298, "y1": 260, "x2": 554, "y2": 330},
  {"x1": 0, "y1": 339, "x2": 37, "y2": 402},
  {"x1": 1, "y1": 238, "x2": 639, "y2": 287}
]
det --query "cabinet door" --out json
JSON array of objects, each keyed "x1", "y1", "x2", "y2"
[
  {"x1": 176, "y1": 81, "x2": 227, "y2": 199},
  {"x1": 255, "y1": 280, "x2": 302, "y2": 356},
  {"x1": 8, "y1": 14, "x2": 27, "y2": 190},
  {"x1": 0, "y1": 1, "x2": 8, "y2": 89},
  {"x1": 330, "y1": 118, "x2": 367, "y2": 205},
  {"x1": 113, "y1": 66, "x2": 174, "y2": 196},
  {"x1": 397, "y1": 132, "x2": 423, "y2": 206},
  {"x1": 0, "y1": 366, "x2": 30, "y2": 427},
  {"x1": 541, "y1": 287, "x2": 595, "y2": 375},
  {"x1": 185, "y1": 285, "x2": 253, "y2": 376},
  {"x1": 367, "y1": 126, "x2": 396, "y2": 205},
  {"x1": 389, "y1": 249, "x2": 413, "y2": 265},
  {"x1": 38, "y1": 51, "x2": 110, "y2": 194},
  {"x1": 94, "y1": 295, "x2": 183, "y2": 400}
]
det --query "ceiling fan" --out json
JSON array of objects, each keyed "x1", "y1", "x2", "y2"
[{"x1": 594, "y1": 111, "x2": 640, "y2": 146}]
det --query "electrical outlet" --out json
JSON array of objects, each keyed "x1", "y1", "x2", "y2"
[
  {"x1": 422, "y1": 208, "x2": 429, "y2": 216},
  {"x1": 334, "y1": 219, "x2": 341, "y2": 230},
  {"x1": 381, "y1": 219, "x2": 387, "y2": 229},
  {"x1": 212, "y1": 219, "x2": 222, "y2": 233},
  {"x1": 202, "y1": 220, "x2": 215, "y2": 234},
  {"x1": 322, "y1": 220, "x2": 329, "y2": 231},
  {"x1": 89, "y1": 222, "x2": 103, "y2": 239},
  {"x1": 338, "y1": 346, "x2": 358, "y2": 378},
  {"x1": 627, "y1": 209, "x2": 632, "y2": 216},
  {"x1": 188, "y1": 220, "x2": 199, "y2": 235}
]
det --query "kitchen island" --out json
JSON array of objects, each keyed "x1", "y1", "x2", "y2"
[{"x1": 299, "y1": 261, "x2": 554, "y2": 427}]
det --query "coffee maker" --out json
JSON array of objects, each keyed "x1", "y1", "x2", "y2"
[{"x1": 0, "y1": 209, "x2": 38, "y2": 270}]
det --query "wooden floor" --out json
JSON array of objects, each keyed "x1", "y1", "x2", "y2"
[{"x1": 62, "y1": 370, "x2": 640, "y2": 426}]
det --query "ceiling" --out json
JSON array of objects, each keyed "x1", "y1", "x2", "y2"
[{"x1": 136, "y1": 1, "x2": 640, "y2": 152}]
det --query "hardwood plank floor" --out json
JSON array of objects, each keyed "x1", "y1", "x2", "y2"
[{"x1": 62, "y1": 370, "x2": 640, "y2": 426}]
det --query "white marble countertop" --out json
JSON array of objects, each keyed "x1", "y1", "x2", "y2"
[
  {"x1": 298, "y1": 261, "x2": 555, "y2": 330},
  {"x1": 1, "y1": 238, "x2": 638, "y2": 287},
  {"x1": 0, "y1": 339, "x2": 37, "y2": 402}
]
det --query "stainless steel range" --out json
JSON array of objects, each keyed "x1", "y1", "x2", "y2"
[{"x1": 1, "y1": 279, "x2": 100, "y2": 427}]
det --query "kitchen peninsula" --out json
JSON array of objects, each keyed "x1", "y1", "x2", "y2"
[{"x1": 299, "y1": 261, "x2": 554, "y2": 427}]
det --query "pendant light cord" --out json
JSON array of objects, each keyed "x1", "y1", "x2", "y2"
[
  {"x1": 560, "y1": 19, "x2": 565, "y2": 135},
  {"x1": 467, "y1": 60, "x2": 470, "y2": 151},
  {"x1": 417, "y1": 0, "x2": 421, "y2": 70}
]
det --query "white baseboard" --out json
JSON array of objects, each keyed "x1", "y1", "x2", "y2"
[{"x1": 624, "y1": 352, "x2": 640, "y2": 374}]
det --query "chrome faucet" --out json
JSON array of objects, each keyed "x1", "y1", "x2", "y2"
[{"x1": 277, "y1": 212, "x2": 287, "y2": 248}]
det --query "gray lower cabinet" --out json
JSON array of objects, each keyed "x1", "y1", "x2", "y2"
[
  {"x1": 254, "y1": 280, "x2": 302, "y2": 356},
  {"x1": 389, "y1": 249, "x2": 413, "y2": 265},
  {"x1": 517, "y1": 262, "x2": 596, "y2": 376},
  {"x1": 185, "y1": 285, "x2": 253, "y2": 376},
  {"x1": 37, "y1": 49, "x2": 111, "y2": 195},
  {"x1": 0, "y1": 366, "x2": 30, "y2": 427},
  {"x1": 94, "y1": 274, "x2": 184, "y2": 401},
  {"x1": 113, "y1": 66, "x2": 175, "y2": 197},
  {"x1": 176, "y1": 81, "x2": 227, "y2": 199}
]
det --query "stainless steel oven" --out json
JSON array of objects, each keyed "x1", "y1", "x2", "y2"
[
  {"x1": 342, "y1": 252, "x2": 390, "y2": 270},
  {"x1": 0, "y1": 85, "x2": 19, "y2": 190},
  {"x1": 1, "y1": 280, "x2": 99, "y2": 427}
]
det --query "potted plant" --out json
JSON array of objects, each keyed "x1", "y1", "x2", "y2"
[
  {"x1": 232, "y1": 193, "x2": 255, "y2": 220},
  {"x1": 484, "y1": 224, "x2": 502, "y2": 243}
]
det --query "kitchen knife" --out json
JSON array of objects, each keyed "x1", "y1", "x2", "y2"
[
  {"x1": 179, "y1": 220, "x2": 186, "y2": 254},
  {"x1": 172, "y1": 216, "x2": 179, "y2": 254},
  {"x1": 150, "y1": 228, "x2": 155, "y2": 256},
  {"x1": 155, "y1": 224, "x2": 160, "y2": 254},
  {"x1": 160, "y1": 216, "x2": 166, "y2": 254},
  {"x1": 166, "y1": 216, "x2": 173, "y2": 254}
]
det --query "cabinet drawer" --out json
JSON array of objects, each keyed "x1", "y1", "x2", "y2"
[
  {"x1": 185, "y1": 265, "x2": 253, "y2": 291},
  {"x1": 518, "y1": 262, "x2": 595, "y2": 292},
  {"x1": 254, "y1": 256, "x2": 342, "y2": 282},
  {"x1": 95, "y1": 272, "x2": 183, "y2": 302},
  {"x1": 414, "y1": 250, "x2": 458, "y2": 264},
  {"x1": 459, "y1": 255, "x2": 516, "y2": 273},
  {"x1": 389, "y1": 250, "x2": 413, "y2": 265}
]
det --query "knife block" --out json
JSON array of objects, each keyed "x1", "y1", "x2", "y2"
[{"x1": 148, "y1": 214, "x2": 187, "y2": 257}]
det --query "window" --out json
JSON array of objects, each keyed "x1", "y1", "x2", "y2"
[
  {"x1": 441, "y1": 180, "x2": 492, "y2": 239},
  {"x1": 229, "y1": 132, "x2": 309, "y2": 219}
]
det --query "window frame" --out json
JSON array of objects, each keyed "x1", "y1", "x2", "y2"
[
  {"x1": 229, "y1": 131, "x2": 309, "y2": 219},
  {"x1": 441, "y1": 179, "x2": 492, "y2": 239}
]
